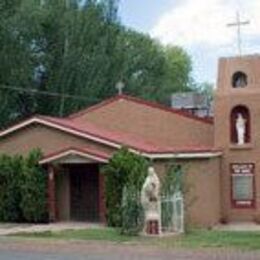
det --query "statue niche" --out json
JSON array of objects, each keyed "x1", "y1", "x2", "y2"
[
  {"x1": 230, "y1": 106, "x2": 250, "y2": 145},
  {"x1": 232, "y1": 71, "x2": 248, "y2": 88}
]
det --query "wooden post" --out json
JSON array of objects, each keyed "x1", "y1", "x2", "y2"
[
  {"x1": 48, "y1": 165, "x2": 57, "y2": 222},
  {"x1": 99, "y1": 172, "x2": 106, "y2": 223}
]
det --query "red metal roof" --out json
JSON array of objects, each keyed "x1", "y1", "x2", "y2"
[
  {"x1": 38, "y1": 115, "x2": 168, "y2": 153},
  {"x1": 0, "y1": 114, "x2": 218, "y2": 155},
  {"x1": 0, "y1": 94, "x2": 219, "y2": 157},
  {"x1": 69, "y1": 94, "x2": 213, "y2": 125},
  {"x1": 38, "y1": 115, "x2": 217, "y2": 154}
]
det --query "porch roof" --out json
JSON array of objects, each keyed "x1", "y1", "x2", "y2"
[{"x1": 39, "y1": 147, "x2": 110, "y2": 164}]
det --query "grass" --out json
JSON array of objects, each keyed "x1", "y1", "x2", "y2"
[
  {"x1": 12, "y1": 227, "x2": 135, "y2": 243},
  {"x1": 10, "y1": 228, "x2": 260, "y2": 250},
  {"x1": 151, "y1": 230, "x2": 260, "y2": 250}
]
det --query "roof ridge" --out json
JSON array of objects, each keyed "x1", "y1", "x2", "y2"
[
  {"x1": 68, "y1": 95, "x2": 122, "y2": 119},
  {"x1": 68, "y1": 94, "x2": 213, "y2": 125}
]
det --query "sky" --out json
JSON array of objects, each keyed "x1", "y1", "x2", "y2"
[{"x1": 119, "y1": 0, "x2": 260, "y2": 85}]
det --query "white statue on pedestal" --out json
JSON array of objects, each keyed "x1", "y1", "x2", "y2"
[
  {"x1": 235, "y1": 113, "x2": 246, "y2": 145},
  {"x1": 141, "y1": 166, "x2": 161, "y2": 234}
]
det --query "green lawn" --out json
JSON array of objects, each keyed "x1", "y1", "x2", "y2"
[
  {"x1": 152, "y1": 230, "x2": 260, "y2": 250},
  {"x1": 11, "y1": 228, "x2": 135, "y2": 243},
  {"x1": 10, "y1": 228, "x2": 260, "y2": 250}
]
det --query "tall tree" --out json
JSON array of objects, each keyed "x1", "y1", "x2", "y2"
[{"x1": 0, "y1": 0, "x2": 193, "y2": 128}]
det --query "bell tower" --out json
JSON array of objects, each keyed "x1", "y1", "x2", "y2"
[{"x1": 214, "y1": 55, "x2": 260, "y2": 222}]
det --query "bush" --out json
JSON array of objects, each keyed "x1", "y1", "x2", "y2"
[
  {"x1": 161, "y1": 163, "x2": 184, "y2": 196},
  {"x1": 20, "y1": 149, "x2": 48, "y2": 222},
  {"x1": 0, "y1": 155, "x2": 23, "y2": 222},
  {"x1": 0, "y1": 149, "x2": 48, "y2": 223},
  {"x1": 102, "y1": 147, "x2": 148, "y2": 228},
  {"x1": 121, "y1": 186, "x2": 144, "y2": 235}
]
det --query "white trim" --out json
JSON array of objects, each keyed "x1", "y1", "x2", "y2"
[
  {"x1": 39, "y1": 149, "x2": 109, "y2": 164},
  {"x1": 141, "y1": 151, "x2": 222, "y2": 159}
]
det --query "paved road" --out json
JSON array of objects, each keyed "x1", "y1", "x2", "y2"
[{"x1": 0, "y1": 238, "x2": 260, "y2": 260}]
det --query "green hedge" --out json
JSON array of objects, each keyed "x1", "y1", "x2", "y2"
[
  {"x1": 102, "y1": 147, "x2": 148, "y2": 230},
  {"x1": 0, "y1": 149, "x2": 48, "y2": 223}
]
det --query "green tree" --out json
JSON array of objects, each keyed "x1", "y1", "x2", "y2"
[
  {"x1": 0, "y1": 0, "x2": 193, "y2": 127},
  {"x1": 161, "y1": 45, "x2": 192, "y2": 104}
]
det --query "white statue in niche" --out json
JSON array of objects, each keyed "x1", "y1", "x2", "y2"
[
  {"x1": 141, "y1": 166, "x2": 161, "y2": 232},
  {"x1": 235, "y1": 113, "x2": 246, "y2": 145}
]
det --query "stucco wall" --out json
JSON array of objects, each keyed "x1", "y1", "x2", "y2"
[
  {"x1": 0, "y1": 120, "x2": 220, "y2": 227},
  {"x1": 215, "y1": 55, "x2": 260, "y2": 222},
  {"x1": 154, "y1": 157, "x2": 221, "y2": 228},
  {"x1": 0, "y1": 124, "x2": 115, "y2": 157}
]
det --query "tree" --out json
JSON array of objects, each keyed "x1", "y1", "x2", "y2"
[
  {"x1": 161, "y1": 45, "x2": 192, "y2": 104},
  {"x1": 0, "y1": 0, "x2": 193, "y2": 128}
]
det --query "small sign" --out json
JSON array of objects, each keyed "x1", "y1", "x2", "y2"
[
  {"x1": 231, "y1": 163, "x2": 254, "y2": 175},
  {"x1": 231, "y1": 163, "x2": 255, "y2": 208}
]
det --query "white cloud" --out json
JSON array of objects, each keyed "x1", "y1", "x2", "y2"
[
  {"x1": 151, "y1": 0, "x2": 260, "y2": 83},
  {"x1": 151, "y1": 0, "x2": 260, "y2": 47}
]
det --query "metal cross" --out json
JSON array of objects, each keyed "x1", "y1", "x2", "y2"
[
  {"x1": 227, "y1": 12, "x2": 250, "y2": 56},
  {"x1": 115, "y1": 81, "x2": 125, "y2": 95}
]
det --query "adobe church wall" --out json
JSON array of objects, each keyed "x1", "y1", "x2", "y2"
[
  {"x1": 0, "y1": 124, "x2": 115, "y2": 157},
  {"x1": 153, "y1": 157, "x2": 221, "y2": 228},
  {"x1": 214, "y1": 55, "x2": 260, "y2": 222}
]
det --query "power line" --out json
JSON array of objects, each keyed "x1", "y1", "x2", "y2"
[{"x1": 0, "y1": 84, "x2": 100, "y2": 102}]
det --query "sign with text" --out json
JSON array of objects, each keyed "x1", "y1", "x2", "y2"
[{"x1": 231, "y1": 163, "x2": 255, "y2": 208}]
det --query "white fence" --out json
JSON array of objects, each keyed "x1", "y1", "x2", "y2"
[{"x1": 161, "y1": 192, "x2": 184, "y2": 233}]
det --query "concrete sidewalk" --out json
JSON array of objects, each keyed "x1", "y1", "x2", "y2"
[
  {"x1": 1, "y1": 221, "x2": 260, "y2": 236},
  {"x1": 214, "y1": 222, "x2": 260, "y2": 231},
  {"x1": 0, "y1": 222, "x2": 104, "y2": 236}
]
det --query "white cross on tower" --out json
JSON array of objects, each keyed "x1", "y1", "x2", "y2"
[
  {"x1": 227, "y1": 12, "x2": 250, "y2": 56},
  {"x1": 115, "y1": 81, "x2": 125, "y2": 95}
]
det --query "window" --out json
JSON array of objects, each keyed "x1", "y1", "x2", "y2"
[
  {"x1": 230, "y1": 106, "x2": 250, "y2": 144},
  {"x1": 231, "y1": 163, "x2": 255, "y2": 208},
  {"x1": 232, "y1": 71, "x2": 248, "y2": 88}
]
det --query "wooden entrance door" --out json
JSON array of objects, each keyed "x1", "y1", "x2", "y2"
[{"x1": 70, "y1": 165, "x2": 99, "y2": 222}]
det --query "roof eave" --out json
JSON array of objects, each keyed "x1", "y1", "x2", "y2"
[{"x1": 140, "y1": 151, "x2": 222, "y2": 159}]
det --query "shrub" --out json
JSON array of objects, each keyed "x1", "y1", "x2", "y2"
[
  {"x1": 0, "y1": 155, "x2": 23, "y2": 222},
  {"x1": 121, "y1": 186, "x2": 144, "y2": 235},
  {"x1": 0, "y1": 149, "x2": 48, "y2": 223},
  {"x1": 20, "y1": 149, "x2": 48, "y2": 223},
  {"x1": 102, "y1": 147, "x2": 148, "y2": 228},
  {"x1": 161, "y1": 163, "x2": 184, "y2": 196}
]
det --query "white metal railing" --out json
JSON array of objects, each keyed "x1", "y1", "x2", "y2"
[{"x1": 161, "y1": 191, "x2": 184, "y2": 233}]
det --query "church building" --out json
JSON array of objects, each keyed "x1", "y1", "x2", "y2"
[{"x1": 0, "y1": 55, "x2": 258, "y2": 227}]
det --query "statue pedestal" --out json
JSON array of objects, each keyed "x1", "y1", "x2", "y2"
[
  {"x1": 144, "y1": 212, "x2": 161, "y2": 235},
  {"x1": 146, "y1": 220, "x2": 159, "y2": 235}
]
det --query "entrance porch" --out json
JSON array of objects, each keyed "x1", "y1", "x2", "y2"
[{"x1": 40, "y1": 147, "x2": 109, "y2": 223}]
